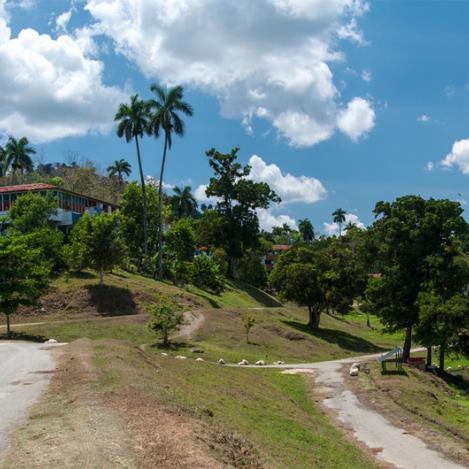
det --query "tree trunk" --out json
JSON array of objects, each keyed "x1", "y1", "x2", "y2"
[
  {"x1": 163, "y1": 329, "x2": 169, "y2": 348},
  {"x1": 135, "y1": 135, "x2": 148, "y2": 259},
  {"x1": 157, "y1": 136, "x2": 169, "y2": 280},
  {"x1": 307, "y1": 305, "x2": 321, "y2": 329},
  {"x1": 402, "y1": 323, "x2": 412, "y2": 361},
  {"x1": 426, "y1": 346, "x2": 432, "y2": 368},
  {"x1": 439, "y1": 343, "x2": 445, "y2": 371},
  {"x1": 6, "y1": 314, "x2": 10, "y2": 338},
  {"x1": 228, "y1": 257, "x2": 238, "y2": 279},
  {"x1": 99, "y1": 270, "x2": 104, "y2": 286}
]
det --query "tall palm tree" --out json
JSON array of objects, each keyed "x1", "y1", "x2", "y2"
[
  {"x1": 147, "y1": 84, "x2": 193, "y2": 278},
  {"x1": 172, "y1": 185, "x2": 197, "y2": 219},
  {"x1": 332, "y1": 208, "x2": 346, "y2": 237},
  {"x1": 5, "y1": 136, "x2": 35, "y2": 176},
  {"x1": 115, "y1": 95, "x2": 149, "y2": 257},
  {"x1": 107, "y1": 158, "x2": 132, "y2": 189}
]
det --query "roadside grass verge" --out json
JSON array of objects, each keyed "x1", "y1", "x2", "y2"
[
  {"x1": 351, "y1": 361, "x2": 469, "y2": 464},
  {"x1": 93, "y1": 339, "x2": 378, "y2": 468}
]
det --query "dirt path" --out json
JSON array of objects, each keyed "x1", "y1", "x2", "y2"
[
  {"x1": 264, "y1": 352, "x2": 465, "y2": 469},
  {"x1": 0, "y1": 341, "x2": 61, "y2": 453},
  {"x1": 177, "y1": 310, "x2": 206, "y2": 339}
]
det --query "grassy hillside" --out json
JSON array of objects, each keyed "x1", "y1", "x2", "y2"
[{"x1": 0, "y1": 270, "x2": 280, "y2": 325}]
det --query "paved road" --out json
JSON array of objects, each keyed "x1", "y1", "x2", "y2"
[
  {"x1": 239, "y1": 349, "x2": 465, "y2": 469},
  {"x1": 0, "y1": 341, "x2": 57, "y2": 452}
]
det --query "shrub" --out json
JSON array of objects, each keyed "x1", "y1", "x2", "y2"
[
  {"x1": 147, "y1": 301, "x2": 184, "y2": 347},
  {"x1": 189, "y1": 255, "x2": 224, "y2": 294}
]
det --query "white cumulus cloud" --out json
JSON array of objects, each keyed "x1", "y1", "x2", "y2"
[
  {"x1": 85, "y1": 0, "x2": 374, "y2": 147},
  {"x1": 336, "y1": 97, "x2": 375, "y2": 141},
  {"x1": 441, "y1": 139, "x2": 469, "y2": 175},
  {"x1": 248, "y1": 154, "x2": 326, "y2": 203},
  {"x1": 257, "y1": 209, "x2": 297, "y2": 231},
  {"x1": 0, "y1": 13, "x2": 127, "y2": 143},
  {"x1": 323, "y1": 212, "x2": 365, "y2": 236}
]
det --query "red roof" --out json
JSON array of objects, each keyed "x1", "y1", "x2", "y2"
[
  {"x1": 0, "y1": 183, "x2": 55, "y2": 193},
  {"x1": 0, "y1": 183, "x2": 119, "y2": 208},
  {"x1": 272, "y1": 244, "x2": 291, "y2": 250}
]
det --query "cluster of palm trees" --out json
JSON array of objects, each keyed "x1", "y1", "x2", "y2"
[
  {"x1": 0, "y1": 136, "x2": 36, "y2": 178},
  {"x1": 114, "y1": 83, "x2": 193, "y2": 278}
]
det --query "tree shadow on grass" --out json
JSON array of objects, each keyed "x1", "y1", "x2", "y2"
[
  {"x1": 283, "y1": 320, "x2": 387, "y2": 353},
  {"x1": 231, "y1": 281, "x2": 283, "y2": 308},
  {"x1": 0, "y1": 331, "x2": 47, "y2": 342},
  {"x1": 85, "y1": 285, "x2": 138, "y2": 316}
]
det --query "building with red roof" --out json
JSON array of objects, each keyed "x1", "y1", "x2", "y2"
[{"x1": 0, "y1": 183, "x2": 119, "y2": 228}]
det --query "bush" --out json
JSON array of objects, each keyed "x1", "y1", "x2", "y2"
[{"x1": 189, "y1": 255, "x2": 224, "y2": 294}]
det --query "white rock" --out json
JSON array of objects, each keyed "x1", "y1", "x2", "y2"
[
  {"x1": 351, "y1": 362, "x2": 361, "y2": 370},
  {"x1": 160, "y1": 352, "x2": 168, "y2": 357},
  {"x1": 349, "y1": 366, "x2": 359, "y2": 376},
  {"x1": 195, "y1": 357, "x2": 204, "y2": 362},
  {"x1": 255, "y1": 360, "x2": 265, "y2": 366},
  {"x1": 218, "y1": 359, "x2": 225, "y2": 365},
  {"x1": 175, "y1": 355, "x2": 187, "y2": 360},
  {"x1": 238, "y1": 359, "x2": 249, "y2": 366},
  {"x1": 46, "y1": 339, "x2": 58, "y2": 344}
]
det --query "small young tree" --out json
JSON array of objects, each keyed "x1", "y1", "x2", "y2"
[
  {"x1": 147, "y1": 301, "x2": 184, "y2": 347},
  {"x1": 241, "y1": 313, "x2": 256, "y2": 344},
  {"x1": 0, "y1": 234, "x2": 50, "y2": 336},
  {"x1": 69, "y1": 212, "x2": 125, "y2": 285},
  {"x1": 189, "y1": 255, "x2": 224, "y2": 293}
]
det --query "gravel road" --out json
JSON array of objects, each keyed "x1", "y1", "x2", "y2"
[{"x1": 0, "y1": 341, "x2": 58, "y2": 452}]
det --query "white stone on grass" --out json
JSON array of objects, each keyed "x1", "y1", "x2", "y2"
[
  {"x1": 175, "y1": 355, "x2": 187, "y2": 360},
  {"x1": 238, "y1": 359, "x2": 249, "y2": 366},
  {"x1": 255, "y1": 360, "x2": 265, "y2": 366},
  {"x1": 218, "y1": 359, "x2": 225, "y2": 365},
  {"x1": 349, "y1": 366, "x2": 359, "y2": 376},
  {"x1": 195, "y1": 357, "x2": 204, "y2": 362}
]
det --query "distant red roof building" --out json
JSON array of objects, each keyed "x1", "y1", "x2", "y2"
[
  {"x1": 264, "y1": 244, "x2": 291, "y2": 271},
  {"x1": 0, "y1": 183, "x2": 119, "y2": 227}
]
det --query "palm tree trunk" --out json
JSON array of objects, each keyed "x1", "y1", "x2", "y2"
[
  {"x1": 157, "y1": 135, "x2": 169, "y2": 279},
  {"x1": 134, "y1": 135, "x2": 148, "y2": 259}
]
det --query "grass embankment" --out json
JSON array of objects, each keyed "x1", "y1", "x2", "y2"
[
  {"x1": 350, "y1": 361, "x2": 469, "y2": 465},
  {"x1": 0, "y1": 270, "x2": 279, "y2": 326}
]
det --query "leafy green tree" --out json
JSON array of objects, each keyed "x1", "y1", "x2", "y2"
[
  {"x1": 298, "y1": 218, "x2": 314, "y2": 242},
  {"x1": 6, "y1": 193, "x2": 64, "y2": 270},
  {"x1": 5, "y1": 136, "x2": 35, "y2": 176},
  {"x1": 237, "y1": 249, "x2": 268, "y2": 289},
  {"x1": 415, "y1": 291, "x2": 469, "y2": 370},
  {"x1": 272, "y1": 223, "x2": 300, "y2": 245},
  {"x1": 69, "y1": 212, "x2": 125, "y2": 285},
  {"x1": 120, "y1": 182, "x2": 160, "y2": 269},
  {"x1": 270, "y1": 240, "x2": 365, "y2": 329},
  {"x1": 115, "y1": 95, "x2": 149, "y2": 257},
  {"x1": 6, "y1": 192, "x2": 57, "y2": 233},
  {"x1": 204, "y1": 147, "x2": 280, "y2": 277},
  {"x1": 171, "y1": 186, "x2": 198, "y2": 219},
  {"x1": 365, "y1": 196, "x2": 467, "y2": 360},
  {"x1": 270, "y1": 247, "x2": 325, "y2": 328},
  {"x1": 332, "y1": 208, "x2": 346, "y2": 237},
  {"x1": 107, "y1": 159, "x2": 131, "y2": 189},
  {"x1": 147, "y1": 301, "x2": 184, "y2": 347},
  {"x1": 165, "y1": 219, "x2": 196, "y2": 285},
  {"x1": 189, "y1": 255, "x2": 224, "y2": 293},
  {"x1": 241, "y1": 313, "x2": 256, "y2": 344},
  {"x1": 146, "y1": 84, "x2": 193, "y2": 279},
  {"x1": 0, "y1": 234, "x2": 50, "y2": 336}
]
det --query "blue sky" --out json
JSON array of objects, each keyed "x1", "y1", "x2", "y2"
[{"x1": 2, "y1": 0, "x2": 469, "y2": 234}]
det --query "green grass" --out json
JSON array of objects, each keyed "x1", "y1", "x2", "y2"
[
  {"x1": 357, "y1": 362, "x2": 469, "y2": 444},
  {"x1": 93, "y1": 339, "x2": 377, "y2": 468}
]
